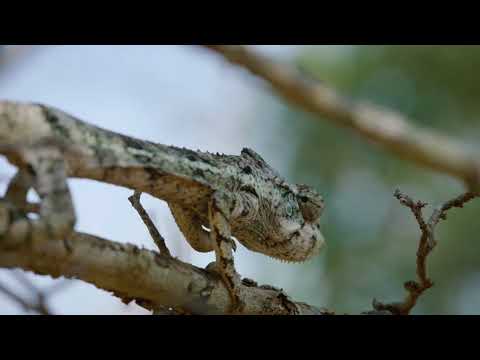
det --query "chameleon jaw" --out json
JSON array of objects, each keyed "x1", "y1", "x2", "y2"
[{"x1": 261, "y1": 223, "x2": 326, "y2": 264}]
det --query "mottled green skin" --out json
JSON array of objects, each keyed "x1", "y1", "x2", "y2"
[{"x1": 0, "y1": 102, "x2": 325, "y2": 262}]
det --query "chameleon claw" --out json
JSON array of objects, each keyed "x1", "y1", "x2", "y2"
[
  {"x1": 205, "y1": 261, "x2": 218, "y2": 274},
  {"x1": 204, "y1": 261, "x2": 244, "y2": 313},
  {"x1": 242, "y1": 278, "x2": 258, "y2": 287},
  {"x1": 229, "y1": 237, "x2": 237, "y2": 252}
]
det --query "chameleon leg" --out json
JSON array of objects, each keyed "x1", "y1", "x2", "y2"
[
  {"x1": 208, "y1": 191, "x2": 244, "y2": 313},
  {"x1": 3, "y1": 146, "x2": 76, "y2": 246},
  {"x1": 4, "y1": 169, "x2": 34, "y2": 210},
  {"x1": 169, "y1": 203, "x2": 214, "y2": 253}
]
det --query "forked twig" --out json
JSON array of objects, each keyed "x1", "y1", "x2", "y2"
[{"x1": 373, "y1": 190, "x2": 479, "y2": 315}]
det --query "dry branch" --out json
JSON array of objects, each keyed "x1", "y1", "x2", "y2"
[
  {"x1": 0, "y1": 200, "x2": 325, "y2": 315},
  {"x1": 202, "y1": 45, "x2": 480, "y2": 191},
  {"x1": 0, "y1": 270, "x2": 55, "y2": 314},
  {"x1": 128, "y1": 191, "x2": 171, "y2": 257},
  {"x1": 0, "y1": 278, "x2": 50, "y2": 314},
  {"x1": 373, "y1": 190, "x2": 478, "y2": 315}
]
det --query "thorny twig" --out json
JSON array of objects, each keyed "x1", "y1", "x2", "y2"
[
  {"x1": 373, "y1": 189, "x2": 479, "y2": 315},
  {"x1": 128, "y1": 191, "x2": 172, "y2": 257}
]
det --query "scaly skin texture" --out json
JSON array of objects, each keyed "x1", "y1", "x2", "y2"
[{"x1": 0, "y1": 101, "x2": 326, "y2": 309}]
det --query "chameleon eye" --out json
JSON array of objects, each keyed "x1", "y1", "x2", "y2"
[
  {"x1": 285, "y1": 205, "x2": 293, "y2": 216},
  {"x1": 285, "y1": 204, "x2": 293, "y2": 216}
]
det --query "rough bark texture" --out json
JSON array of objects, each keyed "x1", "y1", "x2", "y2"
[
  {"x1": 0, "y1": 100, "x2": 327, "y2": 314},
  {"x1": 0, "y1": 224, "x2": 325, "y2": 315}
]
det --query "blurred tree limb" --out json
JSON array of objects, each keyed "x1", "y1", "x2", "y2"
[
  {"x1": 201, "y1": 45, "x2": 480, "y2": 314},
  {"x1": 0, "y1": 277, "x2": 51, "y2": 314},
  {"x1": 202, "y1": 45, "x2": 480, "y2": 192},
  {"x1": 0, "y1": 269, "x2": 72, "y2": 314}
]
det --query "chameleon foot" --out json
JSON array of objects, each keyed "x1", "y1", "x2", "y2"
[
  {"x1": 205, "y1": 261, "x2": 245, "y2": 314},
  {"x1": 2, "y1": 144, "x2": 76, "y2": 245}
]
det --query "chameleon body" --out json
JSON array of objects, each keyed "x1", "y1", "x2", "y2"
[{"x1": 0, "y1": 101, "x2": 326, "y2": 309}]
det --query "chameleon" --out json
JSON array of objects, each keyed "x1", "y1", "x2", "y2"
[{"x1": 0, "y1": 101, "x2": 326, "y2": 311}]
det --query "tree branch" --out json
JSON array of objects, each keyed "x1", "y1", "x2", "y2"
[
  {"x1": 373, "y1": 190, "x2": 479, "y2": 315},
  {"x1": 201, "y1": 45, "x2": 480, "y2": 191},
  {"x1": 0, "y1": 270, "x2": 54, "y2": 314},
  {"x1": 0, "y1": 279, "x2": 49, "y2": 314},
  {"x1": 128, "y1": 191, "x2": 171, "y2": 257},
  {"x1": 0, "y1": 200, "x2": 325, "y2": 315}
]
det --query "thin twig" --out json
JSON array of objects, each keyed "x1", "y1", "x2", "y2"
[
  {"x1": 0, "y1": 186, "x2": 323, "y2": 315},
  {"x1": 0, "y1": 280, "x2": 33, "y2": 312},
  {"x1": 0, "y1": 277, "x2": 51, "y2": 315},
  {"x1": 373, "y1": 190, "x2": 479, "y2": 315},
  {"x1": 201, "y1": 45, "x2": 480, "y2": 190},
  {"x1": 128, "y1": 191, "x2": 171, "y2": 257},
  {"x1": 10, "y1": 270, "x2": 53, "y2": 315},
  {"x1": 5, "y1": 272, "x2": 72, "y2": 315},
  {"x1": 10, "y1": 269, "x2": 39, "y2": 293}
]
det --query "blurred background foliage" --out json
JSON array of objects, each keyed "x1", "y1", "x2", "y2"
[{"x1": 265, "y1": 45, "x2": 480, "y2": 314}]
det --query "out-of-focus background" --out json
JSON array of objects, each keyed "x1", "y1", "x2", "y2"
[{"x1": 0, "y1": 45, "x2": 479, "y2": 315}]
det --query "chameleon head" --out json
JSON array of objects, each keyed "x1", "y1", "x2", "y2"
[
  {"x1": 296, "y1": 184, "x2": 325, "y2": 223},
  {"x1": 293, "y1": 184, "x2": 326, "y2": 261},
  {"x1": 268, "y1": 184, "x2": 326, "y2": 263}
]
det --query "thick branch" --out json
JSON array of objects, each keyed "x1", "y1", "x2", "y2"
[
  {"x1": 0, "y1": 100, "x2": 331, "y2": 315},
  {"x1": 0, "y1": 204, "x2": 324, "y2": 315},
  {"x1": 202, "y1": 45, "x2": 480, "y2": 190}
]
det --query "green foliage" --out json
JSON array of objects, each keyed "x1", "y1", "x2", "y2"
[{"x1": 267, "y1": 46, "x2": 480, "y2": 314}]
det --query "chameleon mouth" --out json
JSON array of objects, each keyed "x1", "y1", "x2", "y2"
[
  {"x1": 267, "y1": 254, "x2": 313, "y2": 264},
  {"x1": 264, "y1": 229, "x2": 325, "y2": 264}
]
